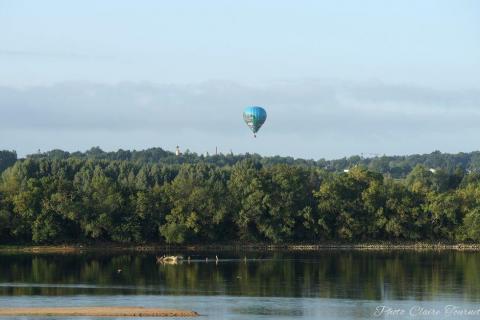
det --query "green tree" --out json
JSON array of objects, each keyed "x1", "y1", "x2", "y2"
[
  {"x1": 228, "y1": 160, "x2": 267, "y2": 241},
  {"x1": 315, "y1": 167, "x2": 382, "y2": 240},
  {"x1": 0, "y1": 150, "x2": 17, "y2": 173},
  {"x1": 458, "y1": 208, "x2": 480, "y2": 241},
  {"x1": 160, "y1": 164, "x2": 231, "y2": 244}
]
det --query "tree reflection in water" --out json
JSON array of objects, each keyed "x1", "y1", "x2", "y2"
[{"x1": 0, "y1": 251, "x2": 479, "y2": 301}]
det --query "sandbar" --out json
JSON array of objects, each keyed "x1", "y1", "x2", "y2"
[{"x1": 0, "y1": 306, "x2": 198, "y2": 317}]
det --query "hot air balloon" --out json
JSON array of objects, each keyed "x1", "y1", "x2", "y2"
[{"x1": 243, "y1": 106, "x2": 267, "y2": 137}]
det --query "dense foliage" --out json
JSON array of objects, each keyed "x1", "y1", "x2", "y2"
[
  {"x1": 17, "y1": 147, "x2": 480, "y2": 178},
  {"x1": 1, "y1": 150, "x2": 480, "y2": 244},
  {"x1": 0, "y1": 151, "x2": 17, "y2": 173}
]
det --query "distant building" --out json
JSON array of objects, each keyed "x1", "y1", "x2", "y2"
[
  {"x1": 429, "y1": 168, "x2": 437, "y2": 173},
  {"x1": 176, "y1": 146, "x2": 181, "y2": 156},
  {"x1": 343, "y1": 169, "x2": 350, "y2": 173}
]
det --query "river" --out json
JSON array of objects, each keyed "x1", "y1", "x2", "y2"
[{"x1": 0, "y1": 250, "x2": 479, "y2": 319}]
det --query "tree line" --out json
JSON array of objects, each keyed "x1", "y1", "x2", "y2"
[
  {"x1": 1, "y1": 156, "x2": 479, "y2": 244},
  {"x1": 4, "y1": 148, "x2": 480, "y2": 177},
  {"x1": 3, "y1": 147, "x2": 480, "y2": 178}
]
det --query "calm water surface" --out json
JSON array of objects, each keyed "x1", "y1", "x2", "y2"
[{"x1": 0, "y1": 250, "x2": 479, "y2": 319}]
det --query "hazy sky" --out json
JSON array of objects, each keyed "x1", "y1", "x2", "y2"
[{"x1": 1, "y1": 0, "x2": 479, "y2": 159}]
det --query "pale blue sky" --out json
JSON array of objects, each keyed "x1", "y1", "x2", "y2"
[{"x1": 0, "y1": 0, "x2": 479, "y2": 158}]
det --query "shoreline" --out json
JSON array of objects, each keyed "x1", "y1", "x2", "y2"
[
  {"x1": 2, "y1": 242, "x2": 480, "y2": 253},
  {"x1": 0, "y1": 306, "x2": 198, "y2": 317}
]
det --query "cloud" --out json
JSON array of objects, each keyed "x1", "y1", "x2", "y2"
[
  {"x1": 0, "y1": 80, "x2": 479, "y2": 158},
  {"x1": 1, "y1": 80, "x2": 479, "y2": 132}
]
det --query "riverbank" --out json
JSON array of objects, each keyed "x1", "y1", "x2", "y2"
[
  {"x1": 1, "y1": 242, "x2": 480, "y2": 253},
  {"x1": 0, "y1": 306, "x2": 198, "y2": 317}
]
